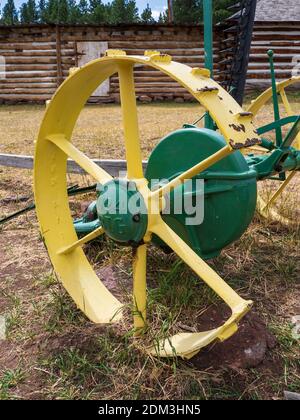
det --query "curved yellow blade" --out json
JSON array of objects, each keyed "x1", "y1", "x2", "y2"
[{"x1": 148, "y1": 219, "x2": 252, "y2": 359}]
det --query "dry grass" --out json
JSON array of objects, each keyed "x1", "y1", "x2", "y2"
[{"x1": 0, "y1": 97, "x2": 299, "y2": 400}]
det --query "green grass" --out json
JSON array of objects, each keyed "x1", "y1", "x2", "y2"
[
  {"x1": 0, "y1": 369, "x2": 26, "y2": 400},
  {"x1": 0, "y1": 101, "x2": 299, "y2": 400}
]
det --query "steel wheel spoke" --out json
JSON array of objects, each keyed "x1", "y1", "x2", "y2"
[
  {"x1": 280, "y1": 89, "x2": 300, "y2": 149},
  {"x1": 280, "y1": 88, "x2": 293, "y2": 116},
  {"x1": 58, "y1": 227, "x2": 105, "y2": 255},
  {"x1": 132, "y1": 244, "x2": 147, "y2": 333},
  {"x1": 118, "y1": 63, "x2": 144, "y2": 179},
  {"x1": 48, "y1": 134, "x2": 112, "y2": 184},
  {"x1": 151, "y1": 145, "x2": 231, "y2": 200},
  {"x1": 152, "y1": 219, "x2": 251, "y2": 309},
  {"x1": 263, "y1": 171, "x2": 297, "y2": 211}
]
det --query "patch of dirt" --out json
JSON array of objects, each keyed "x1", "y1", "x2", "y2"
[
  {"x1": 96, "y1": 264, "x2": 132, "y2": 302},
  {"x1": 191, "y1": 306, "x2": 277, "y2": 370}
]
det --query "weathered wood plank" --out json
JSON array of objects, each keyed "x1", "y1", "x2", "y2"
[{"x1": 0, "y1": 153, "x2": 148, "y2": 176}]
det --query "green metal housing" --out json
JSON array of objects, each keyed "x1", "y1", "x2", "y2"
[{"x1": 146, "y1": 128, "x2": 257, "y2": 259}]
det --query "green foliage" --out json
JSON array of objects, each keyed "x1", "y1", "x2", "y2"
[
  {"x1": 141, "y1": 3, "x2": 154, "y2": 24},
  {"x1": 89, "y1": 0, "x2": 109, "y2": 24},
  {"x1": 0, "y1": 0, "x2": 238, "y2": 26},
  {"x1": 173, "y1": 0, "x2": 237, "y2": 24},
  {"x1": 78, "y1": 0, "x2": 89, "y2": 22},
  {"x1": 1, "y1": 0, "x2": 18, "y2": 25},
  {"x1": 67, "y1": 0, "x2": 81, "y2": 24},
  {"x1": 0, "y1": 369, "x2": 25, "y2": 399},
  {"x1": 213, "y1": 0, "x2": 237, "y2": 23},
  {"x1": 20, "y1": 0, "x2": 38, "y2": 24},
  {"x1": 158, "y1": 11, "x2": 168, "y2": 23},
  {"x1": 109, "y1": 0, "x2": 139, "y2": 24},
  {"x1": 173, "y1": 0, "x2": 203, "y2": 24},
  {"x1": 38, "y1": 0, "x2": 47, "y2": 22}
]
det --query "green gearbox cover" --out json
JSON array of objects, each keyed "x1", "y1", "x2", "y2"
[
  {"x1": 97, "y1": 179, "x2": 148, "y2": 246},
  {"x1": 146, "y1": 128, "x2": 257, "y2": 259}
]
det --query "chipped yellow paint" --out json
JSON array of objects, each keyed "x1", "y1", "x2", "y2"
[
  {"x1": 105, "y1": 49, "x2": 127, "y2": 57},
  {"x1": 191, "y1": 67, "x2": 211, "y2": 78}
]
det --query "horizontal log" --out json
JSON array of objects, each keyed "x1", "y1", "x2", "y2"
[
  {"x1": 0, "y1": 94, "x2": 52, "y2": 101},
  {"x1": 0, "y1": 77, "x2": 58, "y2": 84},
  {"x1": 5, "y1": 64, "x2": 58, "y2": 71},
  {"x1": 4, "y1": 71, "x2": 58, "y2": 79},
  {"x1": 0, "y1": 42, "x2": 74, "y2": 50},
  {"x1": 0, "y1": 87, "x2": 56, "y2": 94},
  {"x1": 0, "y1": 82, "x2": 57, "y2": 89},
  {"x1": 0, "y1": 35, "x2": 58, "y2": 43},
  {"x1": 108, "y1": 41, "x2": 218, "y2": 49},
  {"x1": 111, "y1": 87, "x2": 187, "y2": 93},
  {"x1": 0, "y1": 50, "x2": 74, "y2": 57},
  {"x1": 4, "y1": 57, "x2": 75, "y2": 65},
  {"x1": 0, "y1": 153, "x2": 148, "y2": 176}
]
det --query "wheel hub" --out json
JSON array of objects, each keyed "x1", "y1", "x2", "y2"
[{"x1": 96, "y1": 179, "x2": 148, "y2": 245}]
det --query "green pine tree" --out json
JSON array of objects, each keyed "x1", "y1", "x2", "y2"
[
  {"x1": 20, "y1": 0, "x2": 38, "y2": 23},
  {"x1": 158, "y1": 11, "x2": 168, "y2": 23},
  {"x1": 44, "y1": 0, "x2": 69, "y2": 24},
  {"x1": 46, "y1": 0, "x2": 59, "y2": 23},
  {"x1": 78, "y1": 0, "x2": 89, "y2": 23},
  {"x1": 59, "y1": 0, "x2": 69, "y2": 23},
  {"x1": 89, "y1": 0, "x2": 108, "y2": 24},
  {"x1": 141, "y1": 3, "x2": 154, "y2": 23},
  {"x1": 173, "y1": 0, "x2": 203, "y2": 24},
  {"x1": 68, "y1": 0, "x2": 81, "y2": 24},
  {"x1": 38, "y1": 0, "x2": 46, "y2": 22},
  {"x1": 20, "y1": 3, "x2": 29, "y2": 22},
  {"x1": 1, "y1": 0, "x2": 18, "y2": 25},
  {"x1": 109, "y1": 0, "x2": 139, "y2": 24},
  {"x1": 214, "y1": 0, "x2": 237, "y2": 23}
]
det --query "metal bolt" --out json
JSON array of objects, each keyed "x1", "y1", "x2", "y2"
[{"x1": 133, "y1": 214, "x2": 141, "y2": 223}]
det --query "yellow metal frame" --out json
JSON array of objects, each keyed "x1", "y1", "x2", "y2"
[
  {"x1": 34, "y1": 52, "x2": 255, "y2": 359},
  {"x1": 247, "y1": 76, "x2": 300, "y2": 225}
]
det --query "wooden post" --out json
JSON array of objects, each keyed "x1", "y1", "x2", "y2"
[
  {"x1": 55, "y1": 25, "x2": 63, "y2": 87},
  {"x1": 168, "y1": 0, "x2": 174, "y2": 23}
]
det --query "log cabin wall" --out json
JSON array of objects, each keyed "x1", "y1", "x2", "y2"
[
  {"x1": 0, "y1": 22, "x2": 299, "y2": 104},
  {"x1": 247, "y1": 21, "x2": 300, "y2": 89}
]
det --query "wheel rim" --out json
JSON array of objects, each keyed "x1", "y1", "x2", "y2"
[
  {"x1": 34, "y1": 52, "x2": 256, "y2": 359},
  {"x1": 247, "y1": 77, "x2": 300, "y2": 225}
]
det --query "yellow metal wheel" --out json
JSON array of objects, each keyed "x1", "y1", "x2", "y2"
[
  {"x1": 34, "y1": 51, "x2": 257, "y2": 359},
  {"x1": 247, "y1": 77, "x2": 300, "y2": 225}
]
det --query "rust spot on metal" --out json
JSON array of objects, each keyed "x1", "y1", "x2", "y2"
[
  {"x1": 229, "y1": 137, "x2": 262, "y2": 150},
  {"x1": 197, "y1": 86, "x2": 219, "y2": 93},
  {"x1": 238, "y1": 112, "x2": 253, "y2": 118},
  {"x1": 229, "y1": 123, "x2": 246, "y2": 133}
]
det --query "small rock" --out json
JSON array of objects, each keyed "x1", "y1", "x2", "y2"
[
  {"x1": 190, "y1": 310, "x2": 277, "y2": 370},
  {"x1": 0, "y1": 315, "x2": 6, "y2": 340},
  {"x1": 291, "y1": 315, "x2": 300, "y2": 339},
  {"x1": 139, "y1": 95, "x2": 152, "y2": 103},
  {"x1": 174, "y1": 97, "x2": 184, "y2": 103}
]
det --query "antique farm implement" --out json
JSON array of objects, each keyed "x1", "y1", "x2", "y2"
[{"x1": 31, "y1": 1, "x2": 299, "y2": 359}]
